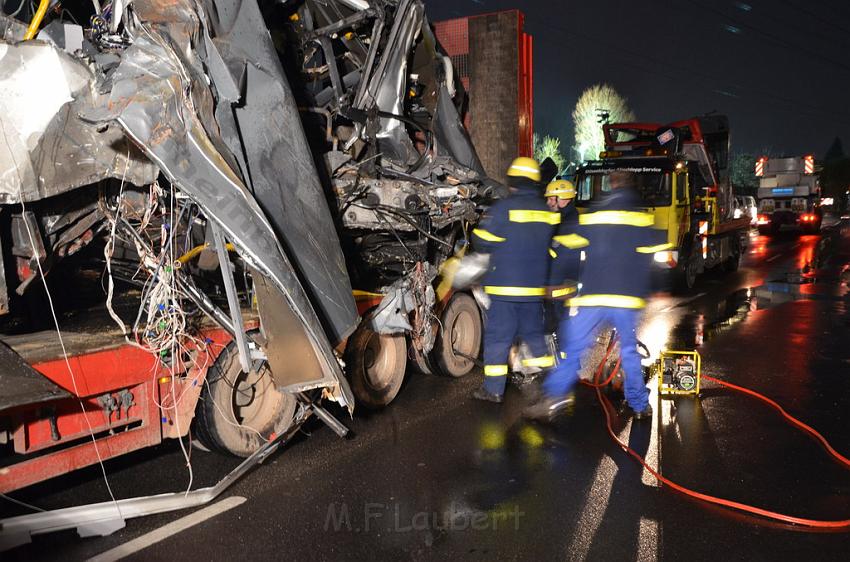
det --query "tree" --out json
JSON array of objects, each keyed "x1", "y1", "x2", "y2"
[
  {"x1": 730, "y1": 148, "x2": 780, "y2": 195},
  {"x1": 572, "y1": 84, "x2": 635, "y2": 162},
  {"x1": 533, "y1": 134, "x2": 567, "y2": 176},
  {"x1": 824, "y1": 137, "x2": 845, "y2": 163}
]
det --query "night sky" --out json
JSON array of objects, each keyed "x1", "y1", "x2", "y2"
[{"x1": 424, "y1": 0, "x2": 850, "y2": 159}]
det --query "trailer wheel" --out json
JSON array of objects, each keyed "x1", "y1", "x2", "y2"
[
  {"x1": 194, "y1": 341, "x2": 296, "y2": 457},
  {"x1": 433, "y1": 292, "x2": 482, "y2": 377},
  {"x1": 346, "y1": 325, "x2": 407, "y2": 409}
]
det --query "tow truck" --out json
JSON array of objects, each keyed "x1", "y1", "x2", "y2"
[{"x1": 574, "y1": 116, "x2": 751, "y2": 289}]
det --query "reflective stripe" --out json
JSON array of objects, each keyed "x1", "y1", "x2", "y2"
[
  {"x1": 522, "y1": 355, "x2": 555, "y2": 368},
  {"x1": 484, "y1": 286, "x2": 547, "y2": 297},
  {"x1": 579, "y1": 210, "x2": 654, "y2": 227},
  {"x1": 568, "y1": 294, "x2": 646, "y2": 309},
  {"x1": 636, "y1": 242, "x2": 675, "y2": 254},
  {"x1": 553, "y1": 234, "x2": 590, "y2": 249},
  {"x1": 484, "y1": 364, "x2": 508, "y2": 376},
  {"x1": 551, "y1": 286, "x2": 577, "y2": 298},
  {"x1": 509, "y1": 164, "x2": 540, "y2": 175},
  {"x1": 549, "y1": 248, "x2": 558, "y2": 259},
  {"x1": 472, "y1": 228, "x2": 506, "y2": 243},
  {"x1": 509, "y1": 210, "x2": 561, "y2": 225}
]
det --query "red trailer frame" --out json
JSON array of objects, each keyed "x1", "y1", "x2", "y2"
[{"x1": 1, "y1": 325, "x2": 244, "y2": 493}]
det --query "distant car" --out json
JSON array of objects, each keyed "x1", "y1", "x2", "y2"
[
  {"x1": 742, "y1": 195, "x2": 757, "y2": 225},
  {"x1": 734, "y1": 195, "x2": 758, "y2": 225}
]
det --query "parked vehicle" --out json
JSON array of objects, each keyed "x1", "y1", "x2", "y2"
[{"x1": 756, "y1": 156, "x2": 821, "y2": 234}]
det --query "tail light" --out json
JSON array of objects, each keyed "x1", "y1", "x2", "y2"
[
  {"x1": 756, "y1": 214, "x2": 770, "y2": 225},
  {"x1": 800, "y1": 213, "x2": 816, "y2": 222}
]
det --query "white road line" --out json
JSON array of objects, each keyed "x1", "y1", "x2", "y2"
[
  {"x1": 765, "y1": 254, "x2": 782, "y2": 262},
  {"x1": 87, "y1": 496, "x2": 246, "y2": 562}
]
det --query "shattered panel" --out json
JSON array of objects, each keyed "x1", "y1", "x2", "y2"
[
  {"x1": 0, "y1": 42, "x2": 157, "y2": 203},
  {"x1": 86, "y1": 8, "x2": 349, "y2": 399},
  {"x1": 202, "y1": 0, "x2": 357, "y2": 343}
]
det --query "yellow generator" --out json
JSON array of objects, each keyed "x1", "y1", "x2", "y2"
[{"x1": 655, "y1": 350, "x2": 701, "y2": 396}]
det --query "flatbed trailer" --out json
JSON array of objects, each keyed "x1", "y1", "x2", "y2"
[{"x1": 0, "y1": 305, "x2": 253, "y2": 494}]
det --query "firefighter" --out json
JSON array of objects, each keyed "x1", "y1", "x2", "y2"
[
  {"x1": 544, "y1": 179, "x2": 577, "y2": 219},
  {"x1": 524, "y1": 170, "x2": 671, "y2": 421},
  {"x1": 545, "y1": 179, "x2": 580, "y2": 332},
  {"x1": 471, "y1": 157, "x2": 559, "y2": 403}
]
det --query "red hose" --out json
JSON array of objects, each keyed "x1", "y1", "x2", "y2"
[{"x1": 584, "y1": 367, "x2": 850, "y2": 528}]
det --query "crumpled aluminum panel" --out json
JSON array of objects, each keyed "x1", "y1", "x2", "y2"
[
  {"x1": 0, "y1": 41, "x2": 157, "y2": 203},
  {"x1": 86, "y1": 2, "x2": 353, "y2": 405},
  {"x1": 200, "y1": 0, "x2": 358, "y2": 343}
]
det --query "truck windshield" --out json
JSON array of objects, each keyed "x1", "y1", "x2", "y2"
[{"x1": 576, "y1": 171, "x2": 672, "y2": 207}]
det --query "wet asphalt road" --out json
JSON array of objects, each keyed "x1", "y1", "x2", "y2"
[{"x1": 5, "y1": 217, "x2": 850, "y2": 561}]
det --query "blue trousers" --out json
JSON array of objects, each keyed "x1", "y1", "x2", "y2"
[
  {"x1": 543, "y1": 306, "x2": 649, "y2": 411},
  {"x1": 482, "y1": 299, "x2": 552, "y2": 395}
]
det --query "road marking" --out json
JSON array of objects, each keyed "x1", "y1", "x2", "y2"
[
  {"x1": 87, "y1": 496, "x2": 246, "y2": 562},
  {"x1": 766, "y1": 254, "x2": 782, "y2": 262},
  {"x1": 792, "y1": 243, "x2": 801, "y2": 250}
]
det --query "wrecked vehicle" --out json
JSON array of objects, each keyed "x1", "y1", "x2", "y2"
[{"x1": 0, "y1": 0, "x2": 492, "y2": 509}]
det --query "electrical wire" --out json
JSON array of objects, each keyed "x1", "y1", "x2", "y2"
[
  {"x1": 0, "y1": 124, "x2": 124, "y2": 519},
  {"x1": 525, "y1": 13, "x2": 850, "y2": 126},
  {"x1": 0, "y1": 492, "x2": 45, "y2": 513}
]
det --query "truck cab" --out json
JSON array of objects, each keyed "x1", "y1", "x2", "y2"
[{"x1": 574, "y1": 116, "x2": 750, "y2": 289}]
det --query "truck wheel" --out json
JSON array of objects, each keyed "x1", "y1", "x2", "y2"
[
  {"x1": 722, "y1": 239, "x2": 742, "y2": 272},
  {"x1": 675, "y1": 252, "x2": 699, "y2": 290},
  {"x1": 433, "y1": 292, "x2": 482, "y2": 377},
  {"x1": 346, "y1": 325, "x2": 407, "y2": 409},
  {"x1": 194, "y1": 340, "x2": 296, "y2": 457}
]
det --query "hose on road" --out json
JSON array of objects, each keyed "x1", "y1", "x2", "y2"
[{"x1": 583, "y1": 342, "x2": 850, "y2": 529}]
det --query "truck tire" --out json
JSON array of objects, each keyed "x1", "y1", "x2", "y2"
[
  {"x1": 722, "y1": 237, "x2": 742, "y2": 272},
  {"x1": 674, "y1": 251, "x2": 699, "y2": 290},
  {"x1": 433, "y1": 292, "x2": 483, "y2": 377},
  {"x1": 346, "y1": 325, "x2": 407, "y2": 409},
  {"x1": 194, "y1": 340, "x2": 296, "y2": 457}
]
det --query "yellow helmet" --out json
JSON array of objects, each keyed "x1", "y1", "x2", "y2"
[
  {"x1": 506, "y1": 156, "x2": 541, "y2": 182},
  {"x1": 544, "y1": 179, "x2": 576, "y2": 199}
]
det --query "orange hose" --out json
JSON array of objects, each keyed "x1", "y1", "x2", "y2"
[{"x1": 585, "y1": 366, "x2": 850, "y2": 528}]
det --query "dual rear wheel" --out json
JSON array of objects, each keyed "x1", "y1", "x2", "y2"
[{"x1": 348, "y1": 292, "x2": 483, "y2": 408}]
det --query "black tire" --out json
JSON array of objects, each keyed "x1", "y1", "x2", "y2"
[
  {"x1": 674, "y1": 251, "x2": 699, "y2": 290},
  {"x1": 722, "y1": 238, "x2": 741, "y2": 272},
  {"x1": 346, "y1": 325, "x2": 407, "y2": 409},
  {"x1": 194, "y1": 341, "x2": 296, "y2": 457},
  {"x1": 409, "y1": 347, "x2": 435, "y2": 375},
  {"x1": 433, "y1": 292, "x2": 483, "y2": 377}
]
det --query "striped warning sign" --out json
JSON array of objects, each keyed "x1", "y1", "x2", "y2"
[
  {"x1": 755, "y1": 157, "x2": 766, "y2": 177},
  {"x1": 804, "y1": 154, "x2": 815, "y2": 175}
]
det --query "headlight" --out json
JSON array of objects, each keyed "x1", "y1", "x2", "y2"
[{"x1": 653, "y1": 250, "x2": 678, "y2": 267}]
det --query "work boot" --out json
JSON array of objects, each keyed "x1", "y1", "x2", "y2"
[
  {"x1": 633, "y1": 405, "x2": 653, "y2": 421},
  {"x1": 511, "y1": 371, "x2": 541, "y2": 388},
  {"x1": 519, "y1": 380, "x2": 543, "y2": 402},
  {"x1": 522, "y1": 394, "x2": 575, "y2": 423},
  {"x1": 620, "y1": 401, "x2": 653, "y2": 421},
  {"x1": 473, "y1": 387, "x2": 504, "y2": 404}
]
